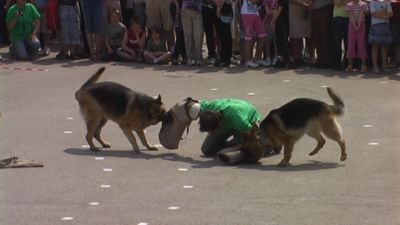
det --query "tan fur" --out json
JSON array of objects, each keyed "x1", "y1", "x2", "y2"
[
  {"x1": 260, "y1": 88, "x2": 346, "y2": 166},
  {"x1": 75, "y1": 67, "x2": 166, "y2": 152}
]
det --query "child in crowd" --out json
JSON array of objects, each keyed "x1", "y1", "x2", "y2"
[
  {"x1": 57, "y1": 0, "x2": 81, "y2": 60},
  {"x1": 262, "y1": 0, "x2": 278, "y2": 66},
  {"x1": 33, "y1": 0, "x2": 51, "y2": 55},
  {"x1": 119, "y1": 18, "x2": 146, "y2": 61},
  {"x1": 368, "y1": 0, "x2": 393, "y2": 73},
  {"x1": 103, "y1": 9, "x2": 127, "y2": 61},
  {"x1": 345, "y1": 0, "x2": 368, "y2": 72},
  {"x1": 143, "y1": 26, "x2": 171, "y2": 64}
]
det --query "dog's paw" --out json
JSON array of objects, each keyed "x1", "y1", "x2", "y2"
[
  {"x1": 133, "y1": 149, "x2": 141, "y2": 153},
  {"x1": 147, "y1": 145, "x2": 158, "y2": 151},
  {"x1": 90, "y1": 147, "x2": 101, "y2": 152},
  {"x1": 277, "y1": 160, "x2": 290, "y2": 167},
  {"x1": 340, "y1": 154, "x2": 347, "y2": 161},
  {"x1": 101, "y1": 143, "x2": 111, "y2": 148}
]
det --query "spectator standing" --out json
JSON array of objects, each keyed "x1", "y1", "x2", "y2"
[
  {"x1": 33, "y1": 0, "x2": 51, "y2": 55},
  {"x1": 390, "y1": 0, "x2": 400, "y2": 71},
  {"x1": 181, "y1": 0, "x2": 204, "y2": 66},
  {"x1": 146, "y1": 0, "x2": 175, "y2": 50},
  {"x1": 368, "y1": 0, "x2": 393, "y2": 73},
  {"x1": 214, "y1": 0, "x2": 233, "y2": 66},
  {"x1": 331, "y1": 0, "x2": 351, "y2": 69},
  {"x1": 344, "y1": 0, "x2": 368, "y2": 72},
  {"x1": 288, "y1": 0, "x2": 311, "y2": 68},
  {"x1": 311, "y1": 0, "x2": 334, "y2": 68},
  {"x1": 57, "y1": 0, "x2": 81, "y2": 60},
  {"x1": 240, "y1": 0, "x2": 268, "y2": 68},
  {"x1": 6, "y1": 0, "x2": 42, "y2": 60},
  {"x1": 103, "y1": 9, "x2": 126, "y2": 61},
  {"x1": 202, "y1": 0, "x2": 217, "y2": 64},
  {"x1": 0, "y1": 0, "x2": 10, "y2": 45},
  {"x1": 119, "y1": 18, "x2": 146, "y2": 61},
  {"x1": 143, "y1": 26, "x2": 172, "y2": 64},
  {"x1": 80, "y1": 0, "x2": 104, "y2": 60},
  {"x1": 262, "y1": 0, "x2": 278, "y2": 66},
  {"x1": 171, "y1": 0, "x2": 188, "y2": 65},
  {"x1": 271, "y1": 0, "x2": 290, "y2": 68}
]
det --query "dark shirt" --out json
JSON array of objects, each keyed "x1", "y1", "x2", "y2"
[{"x1": 59, "y1": 0, "x2": 78, "y2": 5}]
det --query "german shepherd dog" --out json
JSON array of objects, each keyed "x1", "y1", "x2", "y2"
[
  {"x1": 259, "y1": 87, "x2": 346, "y2": 166},
  {"x1": 75, "y1": 67, "x2": 167, "y2": 152}
]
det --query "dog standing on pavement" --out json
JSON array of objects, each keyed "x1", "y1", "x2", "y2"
[
  {"x1": 259, "y1": 87, "x2": 347, "y2": 166},
  {"x1": 75, "y1": 67, "x2": 167, "y2": 152}
]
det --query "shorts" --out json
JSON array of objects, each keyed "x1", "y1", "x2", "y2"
[
  {"x1": 391, "y1": 21, "x2": 400, "y2": 45},
  {"x1": 81, "y1": 0, "x2": 103, "y2": 34},
  {"x1": 145, "y1": 0, "x2": 174, "y2": 31},
  {"x1": 368, "y1": 23, "x2": 393, "y2": 46},
  {"x1": 240, "y1": 14, "x2": 266, "y2": 40},
  {"x1": 59, "y1": 5, "x2": 81, "y2": 46}
]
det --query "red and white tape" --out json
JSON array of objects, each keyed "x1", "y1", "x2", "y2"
[{"x1": 0, "y1": 63, "x2": 48, "y2": 72}]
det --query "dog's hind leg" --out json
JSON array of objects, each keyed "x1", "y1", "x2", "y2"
[
  {"x1": 278, "y1": 141, "x2": 295, "y2": 167},
  {"x1": 94, "y1": 119, "x2": 111, "y2": 148},
  {"x1": 307, "y1": 128, "x2": 326, "y2": 156},
  {"x1": 85, "y1": 114, "x2": 102, "y2": 151},
  {"x1": 136, "y1": 130, "x2": 158, "y2": 151},
  {"x1": 321, "y1": 118, "x2": 347, "y2": 161},
  {"x1": 119, "y1": 125, "x2": 141, "y2": 152}
]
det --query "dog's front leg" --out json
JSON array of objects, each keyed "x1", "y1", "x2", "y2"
[
  {"x1": 119, "y1": 125, "x2": 141, "y2": 153},
  {"x1": 277, "y1": 142, "x2": 294, "y2": 167},
  {"x1": 136, "y1": 130, "x2": 158, "y2": 151}
]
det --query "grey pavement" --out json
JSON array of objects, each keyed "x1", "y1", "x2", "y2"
[{"x1": 1, "y1": 51, "x2": 400, "y2": 225}]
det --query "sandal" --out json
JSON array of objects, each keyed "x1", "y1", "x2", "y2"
[
  {"x1": 360, "y1": 66, "x2": 368, "y2": 73},
  {"x1": 345, "y1": 66, "x2": 353, "y2": 72}
]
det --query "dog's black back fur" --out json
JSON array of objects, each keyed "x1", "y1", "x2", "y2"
[
  {"x1": 275, "y1": 98, "x2": 325, "y2": 129},
  {"x1": 88, "y1": 82, "x2": 131, "y2": 116}
]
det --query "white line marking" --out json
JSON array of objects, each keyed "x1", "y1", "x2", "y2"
[
  {"x1": 183, "y1": 185, "x2": 193, "y2": 189},
  {"x1": 168, "y1": 206, "x2": 180, "y2": 210},
  {"x1": 247, "y1": 92, "x2": 256, "y2": 96},
  {"x1": 362, "y1": 124, "x2": 373, "y2": 128},
  {"x1": 210, "y1": 88, "x2": 219, "y2": 91},
  {"x1": 103, "y1": 168, "x2": 113, "y2": 172},
  {"x1": 283, "y1": 79, "x2": 291, "y2": 82},
  {"x1": 95, "y1": 157, "x2": 104, "y2": 160},
  {"x1": 100, "y1": 185, "x2": 111, "y2": 188},
  {"x1": 368, "y1": 142, "x2": 379, "y2": 146},
  {"x1": 66, "y1": 117, "x2": 74, "y2": 120},
  {"x1": 379, "y1": 81, "x2": 388, "y2": 84},
  {"x1": 64, "y1": 131, "x2": 72, "y2": 134},
  {"x1": 81, "y1": 145, "x2": 90, "y2": 148},
  {"x1": 178, "y1": 168, "x2": 188, "y2": 172},
  {"x1": 89, "y1": 202, "x2": 100, "y2": 206},
  {"x1": 320, "y1": 85, "x2": 328, "y2": 88},
  {"x1": 61, "y1": 217, "x2": 74, "y2": 221},
  {"x1": 137, "y1": 223, "x2": 149, "y2": 225}
]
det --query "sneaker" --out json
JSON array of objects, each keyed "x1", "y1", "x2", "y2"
[
  {"x1": 188, "y1": 59, "x2": 196, "y2": 66},
  {"x1": 56, "y1": 52, "x2": 69, "y2": 60},
  {"x1": 43, "y1": 47, "x2": 50, "y2": 56},
  {"x1": 171, "y1": 59, "x2": 179, "y2": 65},
  {"x1": 181, "y1": 58, "x2": 188, "y2": 65},
  {"x1": 256, "y1": 59, "x2": 270, "y2": 67},
  {"x1": 195, "y1": 59, "x2": 203, "y2": 66},
  {"x1": 373, "y1": 67, "x2": 381, "y2": 73},
  {"x1": 271, "y1": 57, "x2": 278, "y2": 65},
  {"x1": 273, "y1": 60, "x2": 287, "y2": 68},
  {"x1": 208, "y1": 57, "x2": 216, "y2": 65},
  {"x1": 245, "y1": 60, "x2": 259, "y2": 68}
]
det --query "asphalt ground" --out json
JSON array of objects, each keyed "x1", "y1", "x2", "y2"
[{"x1": 1, "y1": 50, "x2": 400, "y2": 225}]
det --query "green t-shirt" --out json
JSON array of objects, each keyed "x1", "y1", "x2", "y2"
[
  {"x1": 200, "y1": 99, "x2": 262, "y2": 132},
  {"x1": 333, "y1": 5, "x2": 349, "y2": 18},
  {"x1": 6, "y1": 3, "x2": 41, "y2": 42}
]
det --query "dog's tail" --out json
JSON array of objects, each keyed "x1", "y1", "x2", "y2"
[
  {"x1": 327, "y1": 87, "x2": 345, "y2": 116},
  {"x1": 75, "y1": 67, "x2": 105, "y2": 100}
]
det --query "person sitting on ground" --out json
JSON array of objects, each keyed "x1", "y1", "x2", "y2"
[
  {"x1": 103, "y1": 8, "x2": 126, "y2": 61},
  {"x1": 6, "y1": 0, "x2": 42, "y2": 60},
  {"x1": 119, "y1": 18, "x2": 146, "y2": 62},
  {"x1": 143, "y1": 26, "x2": 171, "y2": 64}
]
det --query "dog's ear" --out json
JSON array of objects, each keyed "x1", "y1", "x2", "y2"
[{"x1": 155, "y1": 94, "x2": 162, "y2": 104}]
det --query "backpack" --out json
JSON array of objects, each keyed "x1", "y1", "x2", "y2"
[{"x1": 46, "y1": 0, "x2": 59, "y2": 31}]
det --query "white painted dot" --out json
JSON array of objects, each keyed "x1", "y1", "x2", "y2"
[
  {"x1": 81, "y1": 145, "x2": 90, "y2": 148},
  {"x1": 95, "y1": 157, "x2": 104, "y2": 160},
  {"x1": 368, "y1": 142, "x2": 379, "y2": 146},
  {"x1": 183, "y1": 185, "x2": 193, "y2": 189},
  {"x1": 137, "y1": 223, "x2": 149, "y2": 225},
  {"x1": 283, "y1": 80, "x2": 291, "y2": 82},
  {"x1": 61, "y1": 217, "x2": 74, "y2": 221},
  {"x1": 168, "y1": 206, "x2": 180, "y2": 210},
  {"x1": 362, "y1": 124, "x2": 373, "y2": 128},
  {"x1": 103, "y1": 168, "x2": 113, "y2": 172},
  {"x1": 64, "y1": 131, "x2": 73, "y2": 134},
  {"x1": 210, "y1": 88, "x2": 219, "y2": 91},
  {"x1": 178, "y1": 168, "x2": 188, "y2": 172},
  {"x1": 100, "y1": 185, "x2": 111, "y2": 188},
  {"x1": 66, "y1": 117, "x2": 74, "y2": 120},
  {"x1": 379, "y1": 81, "x2": 388, "y2": 84},
  {"x1": 247, "y1": 92, "x2": 256, "y2": 96},
  {"x1": 89, "y1": 202, "x2": 100, "y2": 206}
]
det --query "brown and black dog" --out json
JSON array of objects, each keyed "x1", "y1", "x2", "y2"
[
  {"x1": 75, "y1": 67, "x2": 167, "y2": 152},
  {"x1": 259, "y1": 87, "x2": 346, "y2": 166}
]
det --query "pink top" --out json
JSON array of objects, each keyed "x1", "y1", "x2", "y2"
[{"x1": 345, "y1": 1, "x2": 368, "y2": 23}]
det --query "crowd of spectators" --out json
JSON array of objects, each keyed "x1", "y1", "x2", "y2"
[{"x1": 0, "y1": 0, "x2": 399, "y2": 73}]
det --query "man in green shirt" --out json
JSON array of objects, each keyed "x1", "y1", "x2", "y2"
[
  {"x1": 194, "y1": 98, "x2": 262, "y2": 159},
  {"x1": 6, "y1": 0, "x2": 41, "y2": 60}
]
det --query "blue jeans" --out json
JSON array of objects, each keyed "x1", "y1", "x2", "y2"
[{"x1": 10, "y1": 37, "x2": 41, "y2": 60}]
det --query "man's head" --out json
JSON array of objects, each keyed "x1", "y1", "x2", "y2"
[{"x1": 199, "y1": 110, "x2": 223, "y2": 132}]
